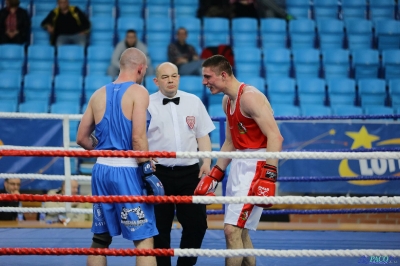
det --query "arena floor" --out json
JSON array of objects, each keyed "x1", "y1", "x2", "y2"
[{"x1": 0, "y1": 228, "x2": 399, "y2": 266}]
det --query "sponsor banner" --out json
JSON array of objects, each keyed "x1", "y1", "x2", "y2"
[
  {"x1": 278, "y1": 122, "x2": 400, "y2": 195},
  {"x1": 0, "y1": 118, "x2": 64, "y2": 191}
]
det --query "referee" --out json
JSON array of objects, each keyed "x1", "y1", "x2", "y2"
[{"x1": 147, "y1": 62, "x2": 215, "y2": 266}]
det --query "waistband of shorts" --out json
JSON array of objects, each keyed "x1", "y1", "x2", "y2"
[
  {"x1": 96, "y1": 157, "x2": 138, "y2": 167},
  {"x1": 235, "y1": 148, "x2": 266, "y2": 152}
]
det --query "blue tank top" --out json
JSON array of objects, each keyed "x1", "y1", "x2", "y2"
[{"x1": 95, "y1": 82, "x2": 134, "y2": 151}]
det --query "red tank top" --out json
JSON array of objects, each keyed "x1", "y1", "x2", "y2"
[{"x1": 227, "y1": 83, "x2": 268, "y2": 150}]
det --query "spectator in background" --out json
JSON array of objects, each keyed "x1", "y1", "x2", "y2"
[
  {"x1": 41, "y1": 0, "x2": 90, "y2": 46},
  {"x1": 0, "y1": 178, "x2": 22, "y2": 220},
  {"x1": 230, "y1": 0, "x2": 259, "y2": 20},
  {"x1": 44, "y1": 180, "x2": 92, "y2": 222},
  {"x1": 197, "y1": 0, "x2": 231, "y2": 18},
  {"x1": 168, "y1": 27, "x2": 203, "y2": 76},
  {"x1": 0, "y1": 0, "x2": 30, "y2": 44},
  {"x1": 107, "y1": 29, "x2": 154, "y2": 78},
  {"x1": 256, "y1": 0, "x2": 295, "y2": 20}
]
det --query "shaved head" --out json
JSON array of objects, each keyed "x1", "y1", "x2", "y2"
[
  {"x1": 156, "y1": 62, "x2": 178, "y2": 77},
  {"x1": 120, "y1": 47, "x2": 147, "y2": 71}
]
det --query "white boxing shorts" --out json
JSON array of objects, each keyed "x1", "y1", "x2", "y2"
[{"x1": 224, "y1": 149, "x2": 265, "y2": 231}]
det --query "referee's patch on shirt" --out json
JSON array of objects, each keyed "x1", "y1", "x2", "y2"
[{"x1": 186, "y1": 116, "x2": 195, "y2": 129}]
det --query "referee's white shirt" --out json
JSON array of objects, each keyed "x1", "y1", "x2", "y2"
[{"x1": 147, "y1": 90, "x2": 215, "y2": 167}]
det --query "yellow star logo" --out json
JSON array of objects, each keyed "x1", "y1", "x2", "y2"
[{"x1": 345, "y1": 126, "x2": 380, "y2": 149}]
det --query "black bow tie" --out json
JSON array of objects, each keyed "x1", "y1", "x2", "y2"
[{"x1": 163, "y1": 97, "x2": 180, "y2": 105}]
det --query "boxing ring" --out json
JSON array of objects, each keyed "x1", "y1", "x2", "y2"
[{"x1": 0, "y1": 112, "x2": 400, "y2": 266}]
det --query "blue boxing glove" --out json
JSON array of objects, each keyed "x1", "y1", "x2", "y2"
[{"x1": 138, "y1": 161, "x2": 165, "y2": 196}]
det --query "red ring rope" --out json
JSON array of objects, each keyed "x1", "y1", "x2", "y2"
[
  {"x1": 0, "y1": 248, "x2": 174, "y2": 256},
  {"x1": 0, "y1": 194, "x2": 194, "y2": 204},
  {"x1": 0, "y1": 150, "x2": 176, "y2": 158}
]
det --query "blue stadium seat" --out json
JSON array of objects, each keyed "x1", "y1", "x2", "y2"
[
  {"x1": 146, "y1": 5, "x2": 171, "y2": 19},
  {"x1": 31, "y1": 30, "x2": 50, "y2": 45},
  {"x1": 147, "y1": 0, "x2": 171, "y2": 5},
  {"x1": 272, "y1": 104, "x2": 301, "y2": 116},
  {"x1": 382, "y1": 50, "x2": 400, "y2": 81},
  {"x1": 364, "y1": 106, "x2": 394, "y2": 115},
  {"x1": 173, "y1": 0, "x2": 198, "y2": 6},
  {"x1": 0, "y1": 101, "x2": 18, "y2": 112},
  {"x1": 89, "y1": 1, "x2": 115, "y2": 17},
  {"x1": 263, "y1": 48, "x2": 291, "y2": 78},
  {"x1": 27, "y1": 44, "x2": 55, "y2": 75},
  {"x1": 297, "y1": 78, "x2": 326, "y2": 106},
  {"x1": 292, "y1": 48, "x2": 320, "y2": 78},
  {"x1": 208, "y1": 103, "x2": 225, "y2": 117},
  {"x1": 23, "y1": 73, "x2": 52, "y2": 93},
  {"x1": 233, "y1": 47, "x2": 262, "y2": 76},
  {"x1": 313, "y1": 0, "x2": 339, "y2": 20},
  {"x1": 179, "y1": 76, "x2": 204, "y2": 100},
  {"x1": 54, "y1": 74, "x2": 83, "y2": 93},
  {"x1": 144, "y1": 75, "x2": 158, "y2": 94},
  {"x1": 0, "y1": 89, "x2": 19, "y2": 102},
  {"x1": 50, "y1": 102, "x2": 81, "y2": 114},
  {"x1": 389, "y1": 79, "x2": 400, "y2": 107},
  {"x1": 118, "y1": 0, "x2": 143, "y2": 18},
  {"x1": 301, "y1": 105, "x2": 332, "y2": 116},
  {"x1": 369, "y1": 0, "x2": 396, "y2": 21},
  {"x1": 206, "y1": 91, "x2": 224, "y2": 106},
  {"x1": 236, "y1": 76, "x2": 266, "y2": 94},
  {"x1": 203, "y1": 18, "x2": 230, "y2": 47},
  {"x1": 148, "y1": 45, "x2": 168, "y2": 70},
  {"x1": 23, "y1": 89, "x2": 51, "y2": 103},
  {"x1": 146, "y1": 32, "x2": 172, "y2": 47},
  {"x1": 374, "y1": 20, "x2": 400, "y2": 51},
  {"x1": 33, "y1": 1, "x2": 55, "y2": 16},
  {"x1": 358, "y1": 78, "x2": 387, "y2": 107},
  {"x1": 146, "y1": 17, "x2": 172, "y2": 33},
  {"x1": 0, "y1": 73, "x2": 22, "y2": 94},
  {"x1": 285, "y1": 0, "x2": 310, "y2": 18},
  {"x1": 344, "y1": 19, "x2": 373, "y2": 50},
  {"x1": 19, "y1": 101, "x2": 48, "y2": 113},
  {"x1": 232, "y1": 32, "x2": 258, "y2": 48},
  {"x1": 0, "y1": 44, "x2": 25, "y2": 74},
  {"x1": 288, "y1": 19, "x2": 316, "y2": 49},
  {"x1": 316, "y1": 19, "x2": 344, "y2": 49},
  {"x1": 90, "y1": 16, "x2": 115, "y2": 45},
  {"x1": 331, "y1": 106, "x2": 363, "y2": 115},
  {"x1": 232, "y1": 18, "x2": 258, "y2": 35},
  {"x1": 56, "y1": 45, "x2": 85, "y2": 75},
  {"x1": 174, "y1": 5, "x2": 197, "y2": 18},
  {"x1": 267, "y1": 77, "x2": 296, "y2": 105},
  {"x1": 340, "y1": 0, "x2": 367, "y2": 20},
  {"x1": 351, "y1": 49, "x2": 380, "y2": 80},
  {"x1": 321, "y1": 49, "x2": 350, "y2": 79},
  {"x1": 327, "y1": 78, "x2": 356, "y2": 106},
  {"x1": 84, "y1": 75, "x2": 113, "y2": 100},
  {"x1": 86, "y1": 45, "x2": 113, "y2": 76},
  {"x1": 260, "y1": 18, "x2": 287, "y2": 48},
  {"x1": 117, "y1": 17, "x2": 144, "y2": 41}
]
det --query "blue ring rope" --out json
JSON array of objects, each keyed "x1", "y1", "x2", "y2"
[{"x1": 206, "y1": 208, "x2": 400, "y2": 215}]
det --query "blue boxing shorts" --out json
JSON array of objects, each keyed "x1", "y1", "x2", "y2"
[{"x1": 91, "y1": 158, "x2": 158, "y2": 241}]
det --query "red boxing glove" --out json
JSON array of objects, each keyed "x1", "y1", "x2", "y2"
[
  {"x1": 194, "y1": 165, "x2": 225, "y2": 196},
  {"x1": 252, "y1": 163, "x2": 277, "y2": 208}
]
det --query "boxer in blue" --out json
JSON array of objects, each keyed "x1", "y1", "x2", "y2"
[{"x1": 77, "y1": 47, "x2": 164, "y2": 266}]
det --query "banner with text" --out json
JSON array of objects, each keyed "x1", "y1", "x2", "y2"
[{"x1": 278, "y1": 122, "x2": 400, "y2": 196}]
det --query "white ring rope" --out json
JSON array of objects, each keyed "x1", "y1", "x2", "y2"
[
  {"x1": 173, "y1": 249, "x2": 400, "y2": 258},
  {"x1": 0, "y1": 112, "x2": 82, "y2": 120},
  {"x1": 1, "y1": 145, "x2": 399, "y2": 160},
  {"x1": 0, "y1": 173, "x2": 91, "y2": 181},
  {"x1": 0, "y1": 207, "x2": 91, "y2": 214}
]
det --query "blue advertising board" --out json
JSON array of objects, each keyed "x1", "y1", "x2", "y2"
[
  {"x1": 0, "y1": 118, "x2": 64, "y2": 191},
  {"x1": 278, "y1": 121, "x2": 400, "y2": 195}
]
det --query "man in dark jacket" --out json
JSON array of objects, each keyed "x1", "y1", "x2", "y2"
[
  {"x1": 0, "y1": 0, "x2": 30, "y2": 44},
  {"x1": 41, "y1": 0, "x2": 90, "y2": 46}
]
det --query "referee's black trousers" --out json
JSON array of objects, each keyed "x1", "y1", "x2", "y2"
[{"x1": 153, "y1": 163, "x2": 208, "y2": 266}]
